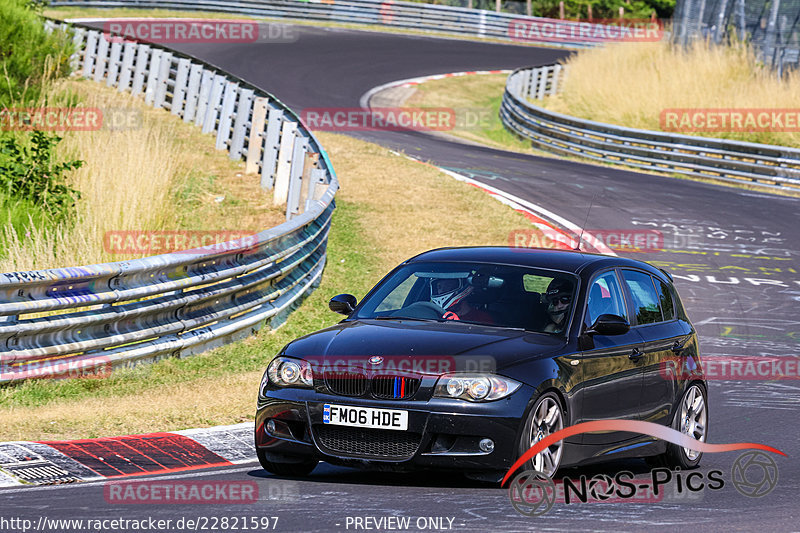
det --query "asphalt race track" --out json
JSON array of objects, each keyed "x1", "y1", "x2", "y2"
[{"x1": 3, "y1": 24, "x2": 799, "y2": 532}]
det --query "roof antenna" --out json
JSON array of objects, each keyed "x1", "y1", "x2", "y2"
[{"x1": 575, "y1": 193, "x2": 598, "y2": 251}]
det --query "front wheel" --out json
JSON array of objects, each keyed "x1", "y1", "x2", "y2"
[
  {"x1": 256, "y1": 448, "x2": 318, "y2": 477},
  {"x1": 664, "y1": 383, "x2": 708, "y2": 469},
  {"x1": 517, "y1": 392, "x2": 565, "y2": 478}
]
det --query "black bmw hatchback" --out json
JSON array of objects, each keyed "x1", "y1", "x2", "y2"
[{"x1": 255, "y1": 247, "x2": 708, "y2": 480}]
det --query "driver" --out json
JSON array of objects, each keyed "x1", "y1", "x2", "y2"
[
  {"x1": 543, "y1": 278, "x2": 574, "y2": 334},
  {"x1": 430, "y1": 276, "x2": 493, "y2": 324}
]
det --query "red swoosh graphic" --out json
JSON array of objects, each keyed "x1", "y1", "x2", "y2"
[{"x1": 501, "y1": 419, "x2": 785, "y2": 486}]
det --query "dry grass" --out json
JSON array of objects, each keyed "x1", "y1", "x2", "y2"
[
  {"x1": 0, "y1": 79, "x2": 284, "y2": 272},
  {"x1": 0, "y1": 131, "x2": 536, "y2": 440},
  {"x1": 541, "y1": 40, "x2": 800, "y2": 147},
  {"x1": 315, "y1": 131, "x2": 530, "y2": 270},
  {"x1": 403, "y1": 73, "x2": 535, "y2": 153}
]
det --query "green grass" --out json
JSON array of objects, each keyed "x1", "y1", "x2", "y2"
[{"x1": 0, "y1": 192, "x2": 55, "y2": 258}]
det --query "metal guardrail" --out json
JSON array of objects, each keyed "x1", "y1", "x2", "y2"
[
  {"x1": 501, "y1": 65, "x2": 800, "y2": 190},
  {"x1": 48, "y1": 0, "x2": 613, "y2": 48},
  {"x1": 0, "y1": 20, "x2": 338, "y2": 383}
]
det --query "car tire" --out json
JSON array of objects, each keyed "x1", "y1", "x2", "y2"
[
  {"x1": 256, "y1": 448, "x2": 318, "y2": 477},
  {"x1": 517, "y1": 392, "x2": 565, "y2": 478},
  {"x1": 663, "y1": 382, "x2": 708, "y2": 469}
]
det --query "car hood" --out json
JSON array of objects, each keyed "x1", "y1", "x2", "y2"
[{"x1": 281, "y1": 318, "x2": 565, "y2": 373}]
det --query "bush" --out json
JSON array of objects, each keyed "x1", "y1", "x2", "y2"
[
  {"x1": 0, "y1": 131, "x2": 83, "y2": 221},
  {"x1": 0, "y1": 0, "x2": 74, "y2": 108}
]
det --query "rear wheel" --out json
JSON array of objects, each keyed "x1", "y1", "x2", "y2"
[
  {"x1": 256, "y1": 448, "x2": 318, "y2": 477},
  {"x1": 664, "y1": 383, "x2": 708, "y2": 468},
  {"x1": 518, "y1": 392, "x2": 564, "y2": 478}
]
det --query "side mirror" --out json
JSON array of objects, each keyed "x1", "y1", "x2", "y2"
[
  {"x1": 329, "y1": 294, "x2": 357, "y2": 315},
  {"x1": 585, "y1": 314, "x2": 630, "y2": 336}
]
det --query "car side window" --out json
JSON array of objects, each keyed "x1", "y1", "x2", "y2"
[
  {"x1": 655, "y1": 279, "x2": 675, "y2": 321},
  {"x1": 621, "y1": 270, "x2": 663, "y2": 325},
  {"x1": 585, "y1": 271, "x2": 628, "y2": 327}
]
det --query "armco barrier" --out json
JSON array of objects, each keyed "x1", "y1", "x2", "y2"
[
  {"x1": 501, "y1": 65, "x2": 800, "y2": 190},
  {"x1": 47, "y1": 0, "x2": 619, "y2": 48},
  {"x1": 0, "y1": 20, "x2": 338, "y2": 384}
]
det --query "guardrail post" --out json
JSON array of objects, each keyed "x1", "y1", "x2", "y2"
[
  {"x1": 106, "y1": 40, "x2": 122, "y2": 87},
  {"x1": 261, "y1": 105, "x2": 285, "y2": 190},
  {"x1": 131, "y1": 44, "x2": 149, "y2": 96},
  {"x1": 183, "y1": 64, "x2": 203, "y2": 122},
  {"x1": 299, "y1": 152, "x2": 320, "y2": 214},
  {"x1": 194, "y1": 69, "x2": 214, "y2": 128},
  {"x1": 245, "y1": 97, "x2": 269, "y2": 174},
  {"x1": 216, "y1": 81, "x2": 239, "y2": 151},
  {"x1": 550, "y1": 64, "x2": 562, "y2": 95},
  {"x1": 285, "y1": 135, "x2": 308, "y2": 219},
  {"x1": 70, "y1": 27, "x2": 87, "y2": 72},
  {"x1": 154, "y1": 52, "x2": 173, "y2": 109},
  {"x1": 306, "y1": 168, "x2": 325, "y2": 212},
  {"x1": 144, "y1": 49, "x2": 163, "y2": 105},
  {"x1": 230, "y1": 88, "x2": 254, "y2": 160},
  {"x1": 274, "y1": 120, "x2": 298, "y2": 205},
  {"x1": 526, "y1": 69, "x2": 538, "y2": 99},
  {"x1": 171, "y1": 58, "x2": 191, "y2": 116},
  {"x1": 118, "y1": 41, "x2": 136, "y2": 92},
  {"x1": 536, "y1": 66, "x2": 550, "y2": 99},
  {"x1": 82, "y1": 30, "x2": 99, "y2": 78},
  {"x1": 202, "y1": 74, "x2": 226, "y2": 134},
  {"x1": 93, "y1": 33, "x2": 109, "y2": 83}
]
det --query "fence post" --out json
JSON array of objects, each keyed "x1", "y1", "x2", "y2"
[
  {"x1": 550, "y1": 64, "x2": 562, "y2": 95},
  {"x1": 202, "y1": 74, "x2": 226, "y2": 134},
  {"x1": 261, "y1": 106, "x2": 284, "y2": 190},
  {"x1": 154, "y1": 52, "x2": 173, "y2": 109},
  {"x1": 106, "y1": 40, "x2": 122, "y2": 87},
  {"x1": 216, "y1": 81, "x2": 239, "y2": 150},
  {"x1": 274, "y1": 120, "x2": 298, "y2": 205},
  {"x1": 536, "y1": 66, "x2": 550, "y2": 99},
  {"x1": 246, "y1": 97, "x2": 269, "y2": 174},
  {"x1": 131, "y1": 44, "x2": 149, "y2": 96},
  {"x1": 70, "y1": 27, "x2": 87, "y2": 72},
  {"x1": 285, "y1": 135, "x2": 308, "y2": 220},
  {"x1": 144, "y1": 48, "x2": 163, "y2": 105},
  {"x1": 82, "y1": 31, "x2": 99, "y2": 78},
  {"x1": 93, "y1": 34, "x2": 110, "y2": 83},
  {"x1": 118, "y1": 41, "x2": 136, "y2": 91},
  {"x1": 183, "y1": 64, "x2": 203, "y2": 122},
  {"x1": 230, "y1": 88, "x2": 255, "y2": 160},
  {"x1": 171, "y1": 58, "x2": 191, "y2": 116},
  {"x1": 194, "y1": 69, "x2": 214, "y2": 128}
]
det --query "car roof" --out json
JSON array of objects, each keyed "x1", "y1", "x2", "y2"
[{"x1": 404, "y1": 246, "x2": 668, "y2": 281}]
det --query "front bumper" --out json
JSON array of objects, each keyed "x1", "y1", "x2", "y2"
[{"x1": 255, "y1": 385, "x2": 533, "y2": 473}]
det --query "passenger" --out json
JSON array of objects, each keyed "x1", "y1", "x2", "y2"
[{"x1": 543, "y1": 278, "x2": 574, "y2": 334}]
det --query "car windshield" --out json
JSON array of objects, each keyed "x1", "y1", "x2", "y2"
[{"x1": 353, "y1": 261, "x2": 579, "y2": 334}]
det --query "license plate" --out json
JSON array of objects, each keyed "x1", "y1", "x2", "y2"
[{"x1": 322, "y1": 404, "x2": 408, "y2": 431}]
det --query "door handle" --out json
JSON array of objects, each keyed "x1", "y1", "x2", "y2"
[
  {"x1": 671, "y1": 338, "x2": 689, "y2": 354},
  {"x1": 629, "y1": 348, "x2": 645, "y2": 361}
]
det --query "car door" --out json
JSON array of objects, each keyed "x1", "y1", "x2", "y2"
[
  {"x1": 620, "y1": 270, "x2": 692, "y2": 427},
  {"x1": 577, "y1": 269, "x2": 646, "y2": 445}
]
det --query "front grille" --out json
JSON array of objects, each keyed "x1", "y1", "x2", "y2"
[
  {"x1": 315, "y1": 425, "x2": 421, "y2": 458},
  {"x1": 324, "y1": 371, "x2": 368, "y2": 396},
  {"x1": 371, "y1": 375, "x2": 420, "y2": 399}
]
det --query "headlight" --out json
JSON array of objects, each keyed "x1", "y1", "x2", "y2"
[
  {"x1": 263, "y1": 357, "x2": 314, "y2": 391},
  {"x1": 434, "y1": 374, "x2": 521, "y2": 402}
]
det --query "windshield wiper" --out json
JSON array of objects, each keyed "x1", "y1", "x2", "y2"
[{"x1": 372, "y1": 316, "x2": 439, "y2": 322}]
